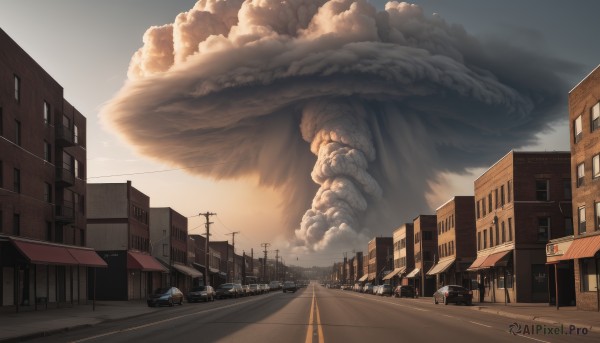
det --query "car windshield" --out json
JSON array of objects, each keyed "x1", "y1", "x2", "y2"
[
  {"x1": 448, "y1": 286, "x2": 466, "y2": 292},
  {"x1": 191, "y1": 286, "x2": 206, "y2": 292},
  {"x1": 153, "y1": 288, "x2": 170, "y2": 295}
]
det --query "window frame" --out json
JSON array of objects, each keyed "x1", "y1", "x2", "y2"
[
  {"x1": 535, "y1": 179, "x2": 549, "y2": 201},
  {"x1": 591, "y1": 102, "x2": 600, "y2": 132},
  {"x1": 574, "y1": 114, "x2": 583, "y2": 143},
  {"x1": 578, "y1": 206, "x2": 587, "y2": 234},
  {"x1": 577, "y1": 162, "x2": 585, "y2": 187}
]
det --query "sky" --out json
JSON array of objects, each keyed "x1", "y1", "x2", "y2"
[{"x1": 1, "y1": 0, "x2": 599, "y2": 267}]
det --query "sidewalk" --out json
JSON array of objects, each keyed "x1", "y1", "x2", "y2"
[
  {"x1": 0, "y1": 301, "x2": 156, "y2": 342},
  {"x1": 409, "y1": 297, "x2": 600, "y2": 331}
]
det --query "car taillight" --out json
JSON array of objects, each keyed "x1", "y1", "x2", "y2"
[{"x1": 444, "y1": 291, "x2": 449, "y2": 297}]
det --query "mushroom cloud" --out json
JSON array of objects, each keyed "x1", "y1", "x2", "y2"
[{"x1": 102, "y1": 0, "x2": 577, "y2": 251}]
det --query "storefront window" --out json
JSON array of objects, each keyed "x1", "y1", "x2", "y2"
[{"x1": 581, "y1": 258, "x2": 598, "y2": 292}]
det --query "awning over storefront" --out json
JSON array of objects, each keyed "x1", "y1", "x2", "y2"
[
  {"x1": 67, "y1": 248, "x2": 108, "y2": 268},
  {"x1": 561, "y1": 234, "x2": 600, "y2": 260},
  {"x1": 357, "y1": 274, "x2": 368, "y2": 282},
  {"x1": 405, "y1": 268, "x2": 420, "y2": 278},
  {"x1": 10, "y1": 237, "x2": 106, "y2": 267},
  {"x1": 367, "y1": 274, "x2": 376, "y2": 282},
  {"x1": 427, "y1": 258, "x2": 455, "y2": 276},
  {"x1": 383, "y1": 267, "x2": 406, "y2": 280},
  {"x1": 127, "y1": 251, "x2": 168, "y2": 272},
  {"x1": 479, "y1": 250, "x2": 512, "y2": 268},
  {"x1": 467, "y1": 255, "x2": 490, "y2": 271},
  {"x1": 173, "y1": 263, "x2": 203, "y2": 278}
]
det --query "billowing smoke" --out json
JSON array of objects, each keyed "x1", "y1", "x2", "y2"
[{"x1": 102, "y1": 0, "x2": 578, "y2": 251}]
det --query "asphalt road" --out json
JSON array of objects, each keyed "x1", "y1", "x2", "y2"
[{"x1": 31, "y1": 283, "x2": 599, "y2": 343}]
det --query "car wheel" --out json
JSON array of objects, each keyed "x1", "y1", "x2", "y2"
[
  {"x1": 434, "y1": 296, "x2": 438, "y2": 304},
  {"x1": 180, "y1": 298, "x2": 183, "y2": 305},
  {"x1": 443, "y1": 296, "x2": 448, "y2": 305},
  {"x1": 169, "y1": 298, "x2": 174, "y2": 307}
]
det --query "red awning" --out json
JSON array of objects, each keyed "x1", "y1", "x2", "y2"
[
  {"x1": 561, "y1": 234, "x2": 600, "y2": 260},
  {"x1": 479, "y1": 250, "x2": 512, "y2": 268},
  {"x1": 67, "y1": 248, "x2": 108, "y2": 268},
  {"x1": 127, "y1": 251, "x2": 168, "y2": 272},
  {"x1": 466, "y1": 255, "x2": 488, "y2": 271},
  {"x1": 11, "y1": 239, "x2": 78, "y2": 265}
]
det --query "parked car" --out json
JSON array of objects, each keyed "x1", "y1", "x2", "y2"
[
  {"x1": 187, "y1": 285, "x2": 215, "y2": 303},
  {"x1": 241, "y1": 285, "x2": 251, "y2": 296},
  {"x1": 363, "y1": 283, "x2": 373, "y2": 294},
  {"x1": 215, "y1": 283, "x2": 241, "y2": 299},
  {"x1": 249, "y1": 284, "x2": 260, "y2": 295},
  {"x1": 433, "y1": 285, "x2": 473, "y2": 305},
  {"x1": 282, "y1": 281, "x2": 297, "y2": 293},
  {"x1": 378, "y1": 284, "x2": 393, "y2": 296},
  {"x1": 394, "y1": 285, "x2": 415, "y2": 298},
  {"x1": 262, "y1": 284, "x2": 271, "y2": 292},
  {"x1": 147, "y1": 287, "x2": 184, "y2": 307},
  {"x1": 269, "y1": 281, "x2": 281, "y2": 291}
]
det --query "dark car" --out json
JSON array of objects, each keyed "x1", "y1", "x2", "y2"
[
  {"x1": 282, "y1": 281, "x2": 297, "y2": 293},
  {"x1": 215, "y1": 283, "x2": 240, "y2": 299},
  {"x1": 394, "y1": 285, "x2": 415, "y2": 298},
  {"x1": 433, "y1": 285, "x2": 473, "y2": 305},
  {"x1": 378, "y1": 284, "x2": 393, "y2": 296},
  {"x1": 187, "y1": 285, "x2": 215, "y2": 302},
  {"x1": 147, "y1": 287, "x2": 184, "y2": 307}
]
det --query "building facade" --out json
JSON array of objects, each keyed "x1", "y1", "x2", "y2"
[
  {"x1": 406, "y1": 215, "x2": 437, "y2": 296},
  {"x1": 0, "y1": 28, "x2": 105, "y2": 311},
  {"x1": 367, "y1": 237, "x2": 393, "y2": 285},
  {"x1": 469, "y1": 151, "x2": 572, "y2": 303},
  {"x1": 429, "y1": 196, "x2": 476, "y2": 290},
  {"x1": 86, "y1": 182, "x2": 166, "y2": 300},
  {"x1": 385, "y1": 223, "x2": 414, "y2": 287}
]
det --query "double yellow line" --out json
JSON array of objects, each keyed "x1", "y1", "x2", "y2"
[{"x1": 305, "y1": 284, "x2": 324, "y2": 343}]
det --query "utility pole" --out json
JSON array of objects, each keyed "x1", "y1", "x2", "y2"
[
  {"x1": 226, "y1": 231, "x2": 240, "y2": 283},
  {"x1": 200, "y1": 212, "x2": 216, "y2": 286},
  {"x1": 261, "y1": 243, "x2": 270, "y2": 282},
  {"x1": 275, "y1": 249, "x2": 279, "y2": 281},
  {"x1": 251, "y1": 248, "x2": 254, "y2": 280}
]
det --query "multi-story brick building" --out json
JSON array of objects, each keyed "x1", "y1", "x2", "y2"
[
  {"x1": 86, "y1": 181, "x2": 166, "y2": 300},
  {"x1": 353, "y1": 252, "x2": 364, "y2": 284},
  {"x1": 549, "y1": 65, "x2": 600, "y2": 311},
  {"x1": 0, "y1": 28, "x2": 105, "y2": 311},
  {"x1": 149, "y1": 207, "x2": 200, "y2": 294},
  {"x1": 209, "y1": 241, "x2": 233, "y2": 284},
  {"x1": 406, "y1": 215, "x2": 437, "y2": 296},
  {"x1": 367, "y1": 237, "x2": 393, "y2": 285},
  {"x1": 468, "y1": 151, "x2": 572, "y2": 303},
  {"x1": 384, "y1": 223, "x2": 414, "y2": 287},
  {"x1": 429, "y1": 196, "x2": 476, "y2": 290},
  {"x1": 188, "y1": 234, "x2": 223, "y2": 286}
]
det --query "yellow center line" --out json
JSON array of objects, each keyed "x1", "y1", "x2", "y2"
[{"x1": 305, "y1": 284, "x2": 325, "y2": 343}]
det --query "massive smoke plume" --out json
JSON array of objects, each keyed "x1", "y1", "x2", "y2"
[{"x1": 102, "y1": 0, "x2": 578, "y2": 251}]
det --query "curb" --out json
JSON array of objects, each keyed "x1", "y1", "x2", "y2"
[
  {"x1": 0, "y1": 323, "x2": 94, "y2": 343},
  {"x1": 471, "y1": 307, "x2": 595, "y2": 332}
]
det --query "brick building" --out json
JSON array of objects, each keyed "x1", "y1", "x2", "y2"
[
  {"x1": 468, "y1": 151, "x2": 572, "y2": 303},
  {"x1": 549, "y1": 65, "x2": 600, "y2": 311},
  {"x1": 149, "y1": 207, "x2": 200, "y2": 295},
  {"x1": 353, "y1": 252, "x2": 363, "y2": 284},
  {"x1": 0, "y1": 28, "x2": 105, "y2": 311},
  {"x1": 429, "y1": 196, "x2": 476, "y2": 290},
  {"x1": 384, "y1": 223, "x2": 414, "y2": 287},
  {"x1": 406, "y1": 215, "x2": 437, "y2": 296},
  {"x1": 367, "y1": 237, "x2": 393, "y2": 285},
  {"x1": 86, "y1": 182, "x2": 166, "y2": 300}
]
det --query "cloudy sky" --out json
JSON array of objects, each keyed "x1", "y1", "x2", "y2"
[{"x1": 1, "y1": 0, "x2": 599, "y2": 266}]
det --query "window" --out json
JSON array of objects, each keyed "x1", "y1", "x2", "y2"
[
  {"x1": 0, "y1": 107, "x2": 3, "y2": 136},
  {"x1": 13, "y1": 214, "x2": 20, "y2": 235},
  {"x1": 508, "y1": 218, "x2": 513, "y2": 241},
  {"x1": 15, "y1": 120, "x2": 21, "y2": 146},
  {"x1": 14, "y1": 75, "x2": 20, "y2": 102},
  {"x1": 424, "y1": 231, "x2": 433, "y2": 241},
  {"x1": 483, "y1": 229, "x2": 487, "y2": 248},
  {"x1": 578, "y1": 206, "x2": 586, "y2": 234},
  {"x1": 596, "y1": 202, "x2": 600, "y2": 231},
  {"x1": 451, "y1": 215, "x2": 454, "y2": 228},
  {"x1": 74, "y1": 125, "x2": 79, "y2": 144},
  {"x1": 13, "y1": 168, "x2": 20, "y2": 193},
  {"x1": 482, "y1": 198, "x2": 486, "y2": 216},
  {"x1": 495, "y1": 189, "x2": 499, "y2": 209},
  {"x1": 577, "y1": 163, "x2": 585, "y2": 187},
  {"x1": 581, "y1": 258, "x2": 598, "y2": 292},
  {"x1": 537, "y1": 217, "x2": 550, "y2": 241},
  {"x1": 44, "y1": 141, "x2": 51, "y2": 162},
  {"x1": 477, "y1": 231, "x2": 481, "y2": 250},
  {"x1": 495, "y1": 225, "x2": 500, "y2": 245},
  {"x1": 500, "y1": 185, "x2": 505, "y2": 206},
  {"x1": 574, "y1": 114, "x2": 583, "y2": 143},
  {"x1": 476, "y1": 201, "x2": 480, "y2": 219},
  {"x1": 507, "y1": 180, "x2": 513, "y2": 202},
  {"x1": 501, "y1": 221, "x2": 506, "y2": 243},
  {"x1": 75, "y1": 160, "x2": 80, "y2": 178},
  {"x1": 498, "y1": 276, "x2": 505, "y2": 289},
  {"x1": 44, "y1": 182, "x2": 52, "y2": 203},
  {"x1": 44, "y1": 101, "x2": 51, "y2": 124},
  {"x1": 535, "y1": 180, "x2": 549, "y2": 201},
  {"x1": 592, "y1": 102, "x2": 600, "y2": 132},
  {"x1": 488, "y1": 193, "x2": 492, "y2": 213},
  {"x1": 46, "y1": 222, "x2": 52, "y2": 241},
  {"x1": 594, "y1": 155, "x2": 600, "y2": 179},
  {"x1": 489, "y1": 227, "x2": 494, "y2": 247}
]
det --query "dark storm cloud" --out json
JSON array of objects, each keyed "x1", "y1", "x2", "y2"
[{"x1": 101, "y1": 0, "x2": 578, "y2": 251}]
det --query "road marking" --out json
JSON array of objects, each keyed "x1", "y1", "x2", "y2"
[
  {"x1": 70, "y1": 295, "x2": 271, "y2": 343},
  {"x1": 468, "y1": 321, "x2": 492, "y2": 328},
  {"x1": 514, "y1": 334, "x2": 551, "y2": 343},
  {"x1": 305, "y1": 284, "x2": 325, "y2": 343}
]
